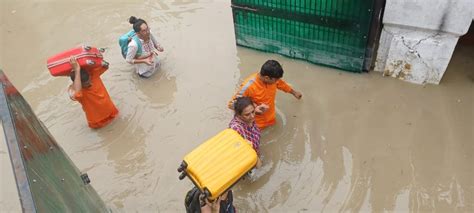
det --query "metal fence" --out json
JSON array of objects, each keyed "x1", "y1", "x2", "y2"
[{"x1": 232, "y1": 0, "x2": 376, "y2": 72}]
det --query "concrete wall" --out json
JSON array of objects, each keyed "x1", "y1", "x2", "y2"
[{"x1": 374, "y1": 0, "x2": 474, "y2": 84}]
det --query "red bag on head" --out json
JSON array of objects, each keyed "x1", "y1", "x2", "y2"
[{"x1": 46, "y1": 45, "x2": 108, "y2": 77}]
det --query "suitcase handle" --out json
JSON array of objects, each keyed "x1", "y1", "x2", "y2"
[
  {"x1": 47, "y1": 53, "x2": 103, "y2": 69},
  {"x1": 202, "y1": 188, "x2": 211, "y2": 203},
  {"x1": 198, "y1": 188, "x2": 212, "y2": 207}
]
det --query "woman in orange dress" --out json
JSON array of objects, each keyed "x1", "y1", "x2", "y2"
[{"x1": 68, "y1": 57, "x2": 118, "y2": 128}]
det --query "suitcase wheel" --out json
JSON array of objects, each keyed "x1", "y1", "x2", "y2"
[
  {"x1": 84, "y1": 45, "x2": 92, "y2": 51},
  {"x1": 178, "y1": 172, "x2": 187, "y2": 180},
  {"x1": 85, "y1": 59, "x2": 96, "y2": 65},
  {"x1": 177, "y1": 161, "x2": 187, "y2": 172}
]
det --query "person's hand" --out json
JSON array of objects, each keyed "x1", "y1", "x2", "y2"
[
  {"x1": 256, "y1": 157, "x2": 262, "y2": 169},
  {"x1": 229, "y1": 95, "x2": 243, "y2": 110},
  {"x1": 156, "y1": 45, "x2": 164, "y2": 52},
  {"x1": 144, "y1": 55, "x2": 154, "y2": 65},
  {"x1": 229, "y1": 99, "x2": 236, "y2": 109},
  {"x1": 200, "y1": 198, "x2": 212, "y2": 213},
  {"x1": 291, "y1": 90, "x2": 302, "y2": 99},
  {"x1": 69, "y1": 56, "x2": 80, "y2": 72},
  {"x1": 152, "y1": 47, "x2": 163, "y2": 55},
  {"x1": 255, "y1": 104, "x2": 269, "y2": 114}
]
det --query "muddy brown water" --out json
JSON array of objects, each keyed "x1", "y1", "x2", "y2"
[{"x1": 1, "y1": 0, "x2": 473, "y2": 212}]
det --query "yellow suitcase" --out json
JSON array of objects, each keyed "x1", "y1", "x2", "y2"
[{"x1": 178, "y1": 129, "x2": 257, "y2": 200}]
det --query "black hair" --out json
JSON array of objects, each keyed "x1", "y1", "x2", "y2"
[
  {"x1": 129, "y1": 16, "x2": 147, "y2": 33},
  {"x1": 70, "y1": 69, "x2": 90, "y2": 84},
  {"x1": 234, "y1": 97, "x2": 254, "y2": 116},
  {"x1": 260, "y1": 59, "x2": 284, "y2": 79}
]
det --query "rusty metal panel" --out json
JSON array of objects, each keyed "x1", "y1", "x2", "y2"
[{"x1": 0, "y1": 70, "x2": 108, "y2": 212}]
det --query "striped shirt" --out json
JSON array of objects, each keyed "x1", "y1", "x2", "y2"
[{"x1": 229, "y1": 116, "x2": 261, "y2": 155}]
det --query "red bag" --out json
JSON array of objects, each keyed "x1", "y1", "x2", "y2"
[{"x1": 46, "y1": 45, "x2": 108, "y2": 77}]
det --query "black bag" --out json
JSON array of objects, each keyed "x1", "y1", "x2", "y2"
[
  {"x1": 185, "y1": 187, "x2": 202, "y2": 213},
  {"x1": 185, "y1": 187, "x2": 236, "y2": 213}
]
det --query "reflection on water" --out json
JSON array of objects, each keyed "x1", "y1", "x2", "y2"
[{"x1": 1, "y1": 0, "x2": 473, "y2": 212}]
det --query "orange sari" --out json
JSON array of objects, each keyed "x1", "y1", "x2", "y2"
[{"x1": 70, "y1": 67, "x2": 118, "y2": 128}]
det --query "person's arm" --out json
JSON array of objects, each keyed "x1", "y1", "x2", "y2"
[
  {"x1": 256, "y1": 157, "x2": 262, "y2": 168},
  {"x1": 277, "y1": 79, "x2": 302, "y2": 99},
  {"x1": 228, "y1": 80, "x2": 254, "y2": 110},
  {"x1": 254, "y1": 103, "x2": 269, "y2": 114},
  {"x1": 126, "y1": 40, "x2": 153, "y2": 65},
  {"x1": 228, "y1": 92, "x2": 268, "y2": 114},
  {"x1": 68, "y1": 86, "x2": 77, "y2": 101},
  {"x1": 227, "y1": 97, "x2": 237, "y2": 110},
  {"x1": 151, "y1": 34, "x2": 164, "y2": 52},
  {"x1": 290, "y1": 89, "x2": 302, "y2": 99},
  {"x1": 125, "y1": 41, "x2": 138, "y2": 64},
  {"x1": 134, "y1": 56, "x2": 154, "y2": 65},
  {"x1": 200, "y1": 198, "x2": 215, "y2": 213},
  {"x1": 200, "y1": 205, "x2": 212, "y2": 213},
  {"x1": 228, "y1": 94, "x2": 245, "y2": 110},
  {"x1": 70, "y1": 57, "x2": 82, "y2": 92}
]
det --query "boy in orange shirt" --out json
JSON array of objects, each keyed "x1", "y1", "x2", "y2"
[
  {"x1": 229, "y1": 60, "x2": 302, "y2": 129},
  {"x1": 68, "y1": 57, "x2": 118, "y2": 128}
]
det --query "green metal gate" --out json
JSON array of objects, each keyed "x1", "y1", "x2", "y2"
[{"x1": 231, "y1": 0, "x2": 377, "y2": 72}]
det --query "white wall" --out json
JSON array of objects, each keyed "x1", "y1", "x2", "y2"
[{"x1": 374, "y1": 0, "x2": 474, "y2": 84}]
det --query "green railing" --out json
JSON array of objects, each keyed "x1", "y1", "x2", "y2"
[{"x1": 232, "y1": 0, "x2": 375, "y2": 72}]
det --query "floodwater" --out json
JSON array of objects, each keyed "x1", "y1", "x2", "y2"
[{"x1": 1, "y1": 0, "x2": 473, "y2": 212}]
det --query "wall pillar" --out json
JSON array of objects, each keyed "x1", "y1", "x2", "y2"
[{"x1": 374, "y1": 0, "x2": 473, "y2": 84}]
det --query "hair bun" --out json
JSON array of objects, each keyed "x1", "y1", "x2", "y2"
[{"x1": 129, "y1": 16, "x2": 138, "y2": 24}]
